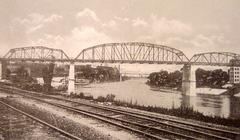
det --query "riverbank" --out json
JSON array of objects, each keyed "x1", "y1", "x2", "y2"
[
  {"x1": 148, "y1": 85, "x2": 228, "y2": 95},
  {"x1": 149, "y1": 85, "x2": 180, "y2": 93},
  {"x1": 46, "y1": 78, "x2": 240, "y2": 119},
  {"x1": 196, "y1": 87, "x2": 228, "y2": 95},
  {"x1": 1, "y1": 78, "x2": 240, "y2": 127},
  {"x1": 69, "y1": 92, "x2": 240, "y2": 128},
  {"x1": 1, "y1": 86, "x2": 240, "y2": 135}
]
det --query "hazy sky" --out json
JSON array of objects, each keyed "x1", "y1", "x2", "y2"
[{"x1": 1, "y1": 0, "x2": 240, "y2": 59}]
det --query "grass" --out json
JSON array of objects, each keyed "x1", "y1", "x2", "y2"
[
  {"x1": 114, "y1": 101, "x2": 240, "y2": 127},
  {"x1": 113, "y1": 99, "x2": 240, "y2": 127},
  {"x1": 70, "y1": 92, "x2": 240, "y2": 128},
  {"x1": 2, "y1": 81, "x2": 240, "y2": 128},
  {"x1": 70, "y1": 92, "x2": 116, "y2": 102}
]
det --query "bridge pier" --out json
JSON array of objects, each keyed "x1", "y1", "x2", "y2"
[
  {"x1": 182, "y1": 64, "x2": 196, "y2": 96},
  {"x1": 181, "y1": 95, "x2": 197, "y2": 109},
  {"x1": 0, "y1": 60, "x2": 7, "y2": 80},
  {"x1": 118, "y1": 64, "x2": 122, "y2": 82},
  {"x1": 25, "y1": 67, "x2": 31, "y2": 77},
  {"x1": 0, "y1": 61, "x2": 2, "y2": 79},
  {"x1": 68, "y1": 63, "x2": 75, "y2": 95},
  {"x1": 221, "y1": 96, "x2": 231, "y2": 118}
]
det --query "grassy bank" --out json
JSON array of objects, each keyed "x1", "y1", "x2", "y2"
[
  {"x1": 70, "y1": 93, "x2": 240, "y2": 128},
  {"x1": 1, "y1": 82, "x2": 239, "y2": 128}
]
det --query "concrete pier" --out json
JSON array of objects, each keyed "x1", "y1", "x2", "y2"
[
  {"x1": 182, "y1": 64, "x2": 196, "y2": 96},
  {"x1": 0, "y1": 62, "x2": 2, "y2": 79},
  {"x1": 118, "y1": 65, "x2": 122, "y2": 82},
  {"x1": 25, "y1": 67, "x2": 31, "y2": 77},
  {"x1": 221, "y1": 96, "x2": 230, "y2": 118},
  {"x1": 0, "y1": 61, "x2": 7, "y2": 80},
  {"x1": 68, "y1": 63, "x2": 75, "y2": 95},
  {"x1": 181, "y1": 95, "x2": 197, "y2": 108}
]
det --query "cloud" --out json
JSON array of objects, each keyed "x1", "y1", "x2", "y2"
[
  {"x1": 12, "y1": 13, "x2": 63, "y2": 34},
  {"x1": 70, "y1": 26, "x2": 111, "y2": 43},
  {"x1": 64, "y1": 26, "x2": 113, "y2": 56},
  {"x1": 44, "y1": 14, "x2": 63, "y2": 22},
  {"x1": 191, "y1": 34, "x2": 214, "y2": 48},
  {"x1": 28, "y1": 26, "x2": 112, "y2": 57},
  {"x1": 114, "y1": 16, "x2": 129, "y2": 22},
  {"x1": 16, "y1": 13, "x2": 62, "y2": 26},
  {"x1": 76, "y1": 9, "x2": 119, "y2": 30},
  {"x1": 76, "y1": 8, "x2": 100, "y2": 22},
  {"x1": 9, "y1": 11, "x2": 232, "y2": 60},
  {"x1": 190, "y1": 34, "x2": 231, "y2": 51},
  {"x1": 102, "y1": 20, "x2": 117, "y2": 28},
  {"x1": 27, "y1": 24, "x2": 44, "y2": 33},
  {"x1": 163, "y1": 33, "x2": 232, "y2": 57},
  {"x1": 132, "y1": 18, "x2": 147, "y2": 27},
  {"x1": 130, "y1": 16, "x2": 194, "y2": 50},
  {"x1": 150, "y1": 15, "x2": 193, "y2": 35}
]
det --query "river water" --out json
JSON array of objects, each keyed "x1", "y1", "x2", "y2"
[{"x1": 75, "y1": 78, "x2": 240, "y2": 119}]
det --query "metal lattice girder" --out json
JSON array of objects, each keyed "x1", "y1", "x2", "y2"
[
  {"x1": 3, "y1": 46, "x2": 70, "y2": 62},
  {"x1": 75, "y1": 42, "x2": 189, "y2": 64},
  {"x1": 190, "y1": 52, "x2": 240, "y2": 66}
]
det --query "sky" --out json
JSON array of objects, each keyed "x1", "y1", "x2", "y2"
[{"x1": 0, "y1": 0, "x2": 240, "y2": 60}]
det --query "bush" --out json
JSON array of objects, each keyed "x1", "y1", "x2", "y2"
[
  {"x1": 79, "y1": 92, "x2": 84, "y2": 98},
  {"x1": 106, "y1": 94, "x2": 115, "y2": 102},
  {"x1": 96, "y1": 96, "x2": 106, "y2": 102},
  {"x1": 84, "y1": 95, "x2": 94, "y2": 100}
]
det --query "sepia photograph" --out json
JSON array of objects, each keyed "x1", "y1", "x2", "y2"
[{"x1": 0, "y1": 0, "x2": 240, "y2": 139}]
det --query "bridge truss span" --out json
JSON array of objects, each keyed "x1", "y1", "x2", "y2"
[
  {"x1": 3, "y1": 46, "x2": 70, "y2": 62},
  {"x1": 190, "y1": 52, "x2": 240, "y2": 66},
  {"x1": 75, "y1": 42, "x2": 189, "y2": 64}
]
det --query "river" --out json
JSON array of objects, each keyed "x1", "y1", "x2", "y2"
[{"x1": 75, "y1": 78, "x2": 240, "y2": 119}]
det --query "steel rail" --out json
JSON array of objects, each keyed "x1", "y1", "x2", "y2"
[
  {"x1": 0, "y1": 85, "x2": 239, "y2": 140},
  {"x1": 0, "y1": 100, "x2": 82, "y2": 140},
  {"x1": 2, "y1": 90, "x2": 178, "y2": 140},
  {"x1": 15, "y1": 86, "x2": 237, "y2": 137},
  {"x1": 34, "y1": 95, "x2": 237, "y2": 140}
]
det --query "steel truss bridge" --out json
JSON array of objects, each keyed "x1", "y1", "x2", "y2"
[
  {"x1": 1, "y1": 42, "x2": 240, "y2": 66},
  {"x1": 2, "y1": 46, "x2": 70, "y2": 62},
  {"x1": 75, "y1": 42, "x2": 189, "y2": 64},
  {"x1": 190, "y1": 52, "x2": 240, "y2": 66}
]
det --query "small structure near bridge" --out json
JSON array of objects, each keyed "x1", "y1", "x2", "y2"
[{"x1": 229, "y1": 59, "x2": 240, "y2": 84}]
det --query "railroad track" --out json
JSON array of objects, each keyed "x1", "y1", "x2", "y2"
[
  {"x1": 0, "y1": 100, "x2": 82, "y2": 140},
  {"x1": 0, "y1": 85, "x2": 240, "y2": 140}
]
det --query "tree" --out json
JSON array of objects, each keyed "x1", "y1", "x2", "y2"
[
  {"x1": 148, "y1": 70, "x2": 170, "y2": 87},
  {"x1": 42, "y1": 63, "x2": 54, "y2": 92},
  {"x1": 196, "y1": 68, "x2": 229, "y2": 88},
  {"x1": 5, "y1": 68, "x2": 11, "y2": 80},
  {"x1": 17, "y1": 66, "x2": 28, "y2": 78},
  {"x1": 169, "y1": 71, "x2": 182, "y2": 88}
]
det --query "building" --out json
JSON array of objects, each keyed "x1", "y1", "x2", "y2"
[{"x1": 229, "y1": 59, "x2": 240, "y2": 84}]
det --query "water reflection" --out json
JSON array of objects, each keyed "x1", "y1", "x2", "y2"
[
  {"x1": 182, "y1": 95, "x2": 225, "y2": 118},
  {"x1": 76, "y1": 78, "x2": 240, "y2": 119},
  {"x1": 182, "y1": 94, "x2": 240, "y2": 119}
]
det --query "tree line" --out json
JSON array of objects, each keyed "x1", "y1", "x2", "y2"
[
  {"x1": 75, "y1": 65, "x2": 120, "y2": 82},
  {"x1": 147, "y1": 68, "x2": 229, "y2": 89},
  {"x1": 5, "y1": 63, "x2": 55, "y2": 92}
]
